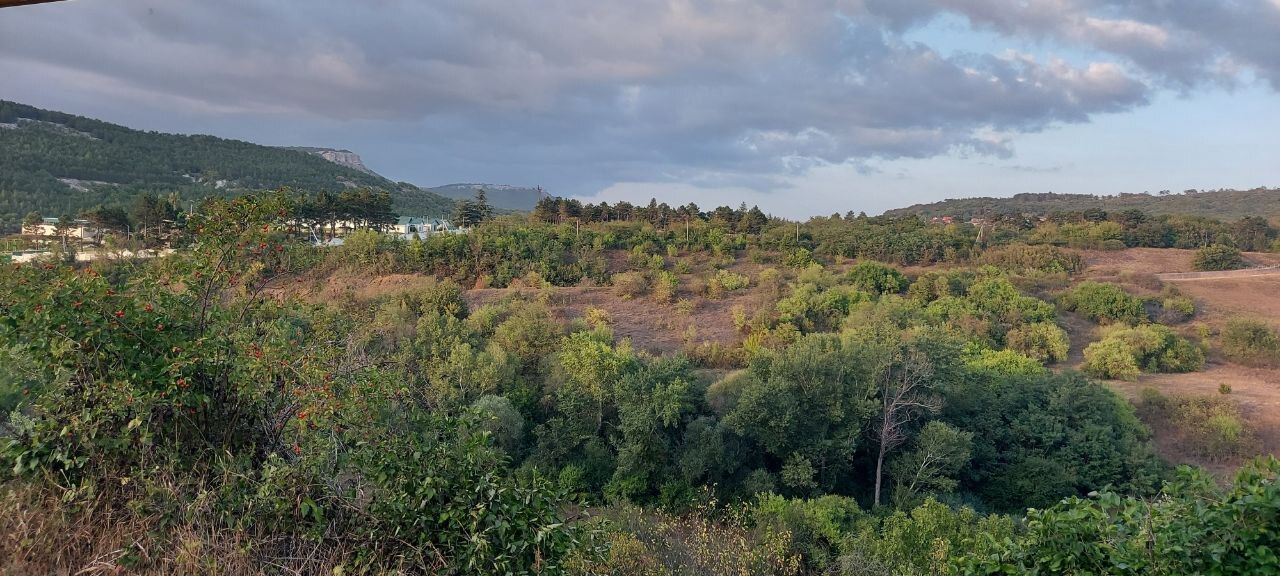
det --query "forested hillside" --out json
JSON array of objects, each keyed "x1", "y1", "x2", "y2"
[
  {"x1": 885, "y1": 189, "x2": 1280, "y2": 220},
  {"x1": 0, "y1": 101, "x2": 453, "y2": 230}
]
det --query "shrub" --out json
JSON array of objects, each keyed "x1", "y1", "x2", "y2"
[
  {"x1": 613, "y1": 271, "x2": 650, "y2": 298},
  {"x1": 845, "y1": 261, "x2": 907, "y2": 295},
  {"x1": 958, "y1": 458, "x2": 1280, "y2": 575},
  {"x1": 715, "y1": 269, "x2": 751, "y2": 291},
  {"x1": 1058, "y1": 281, "x2": 1148, "y2": 325},
  {"x1": 1005, "y1": 322, "x2": 1070, "y2": 364},
  {"x1": 1220, "y1": 318, "x2": 1280, "y2": 367},
  {"x1": 977, "y1": 244, "x2": 1085, "y2": 275},
  {"x1": 1155, "y1": 287, "x2": 1196, "y2": 323},
  {"x1": 907, "y1": 270, "x2": 974, "y2": 302},
  {"x1": 1136, "y1": 389, "x2": 1255, "y2": 462},
  {"x1": 707, "y1": 269, "x2": 750, "y2": 299},
  {"x1": 784, "y1": 248, "x2": 813, "y2": 269},
  {"x1": 1082, "y1": 337, "x2": 1142, "y2": 380},
  {"x1": 965, "y1": 348, "x2": 1047, "y2": 376},
  {"x1": 1192, "y1": 243, "x2": 1246, "y2": 271},
  {"x1": 652, "y1": 271, "x2": 680, "y2": 303},
  {"x1": 584, "y1": 306, "x2": 613, "y2": 328},
  {"x1": 1082, "y1": 324, "x2": 1204, "y2": 380},
  {"x1": 757, "y1": 267, "x2": 785, "y2": 297}
]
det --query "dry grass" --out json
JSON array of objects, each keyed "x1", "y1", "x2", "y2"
[
  {"x1": 1107, "y1": 364, "x2": 1280, "y2": 477},
  {"x1": 1059, "y1": 248, "x2": 1280, "y2": 476},
  {"x1": 0, "y1": 482, "x2": 354, "y2": 576},
  {"x1": 278, "y1": 253, "x2": 783, "y2": 356},
  {"x1": 1078, "y1": 247, "x2": 1280, "y2": 277}
]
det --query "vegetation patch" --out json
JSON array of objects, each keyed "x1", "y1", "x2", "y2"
[
  {"x1": 1220, "y1": 318, "x2": 1280, "y2": 368},
  {"x1": 1058, "y1": 281, "x2": 1148, "y2": 325},
  {"x1": 1136, "y1": 388, "x2": 1257, "y2": 462},
  {"x1": 1192, "y1": 243, "x2": 1247, "y2": 271},
  {"x1": 1082, "y1": 324, "x2": 1205, "y2": 380}
]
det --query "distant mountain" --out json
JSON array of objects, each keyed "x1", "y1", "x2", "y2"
[
  {"x1": 884, "y1": 190, "x2": 1280, "y2": 221},
  {"x1": 426, "y1": 183, "x2": 542, "y2": 211},
  {"x1": 0, "y1": 100, "x2": 453, "y2": 231}
]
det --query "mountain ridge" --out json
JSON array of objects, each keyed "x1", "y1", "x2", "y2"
[
  {"x1": 0, "y1": 100, "x2": 454, "y2": 230},
  {"x1": 425, "y1": 183, "x2": 543, "y2": 211},
  {"x1": 883, "y1": 190, "x2": 1280, "y2": 221}
]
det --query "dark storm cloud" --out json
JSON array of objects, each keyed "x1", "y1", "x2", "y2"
[{"x1": 0, "y1": 0, "x2": 1273, "y2": 191}]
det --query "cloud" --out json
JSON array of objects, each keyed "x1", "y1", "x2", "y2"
[
  {"x1": 0, "y1": 0, "x2": 1271, "y2": 196},
  {"x1": 869, "y1": 0, "x2": 1280, "y2": 90}
]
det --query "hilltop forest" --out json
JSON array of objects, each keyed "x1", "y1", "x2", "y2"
[
  {"x1": 886, "y1": 189, "x2": 1280, "y2": 221},
  {"x1": 2, "y1": 188, "x2": 1278, "y2": 574}
]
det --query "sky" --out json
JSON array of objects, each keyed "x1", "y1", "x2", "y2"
[{"x1": 2, "y1": 0, "x2": 1278, "y2": 217}]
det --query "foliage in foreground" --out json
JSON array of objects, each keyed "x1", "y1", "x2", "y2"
[
  {"x1": 574, "y1": 457, "x2": 1280, "y2": 575},
  {"x1": 0, "y1": 192, "x2": 575, "y2": 573}
]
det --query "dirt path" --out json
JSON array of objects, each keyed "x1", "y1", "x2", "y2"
[{"x1": 1156, "y1": 266, "x2": 1280, "y2": 282}]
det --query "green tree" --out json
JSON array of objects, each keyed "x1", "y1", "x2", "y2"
[
  {"x1": 722, "y1": 334, "x2": 878, "y2": 493},
  {"x1": 1192, "y1": 243, "x2": 1246, "y2": 271},
  {"x1": 888, "y1": 421, "x2": 973, "y2": 507},
  {"x1": 20, "y1": 210, "x2": 41, "y2": 230}
]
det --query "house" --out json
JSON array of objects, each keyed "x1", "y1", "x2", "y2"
[
  {"x1": 428, "y1": 218, "x2": 461, "y2": 233},
  {"x1": 22, "y1": 217, "x2": 101, "y2": 242},
  {"x1": 395, "y1": 217, "x2": 462, "y2": 239},
  {"x1": 395, "y1": 216, "x2": 429, "y2": 236}
]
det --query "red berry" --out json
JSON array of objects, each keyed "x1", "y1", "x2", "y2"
[
  {"x1": 144, "y1": 304, "x2": 153, "y2": 312},
  {"x1": 115, "y1": 310, "x2": 125, "y2": 318}
]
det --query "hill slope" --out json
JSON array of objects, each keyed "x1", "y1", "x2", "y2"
[
  {"x1": 427, "y1": 183, "x2": 541, "y2": 211},
  {"x1": 0, "y1": 101, "x2": 453, "y2": 230},
  {"x1": 884, "y1": 190, "x2": 1280, "y2": 221}
]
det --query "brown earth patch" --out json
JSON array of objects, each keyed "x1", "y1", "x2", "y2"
[
  {"x1": 1105, "y1": 364, "x2": 1280, "y2": 476},
  {"x1": 1064, "y1": 248, "x2": 1280, "y2": 474},
  {"x1": 1079, "y1": 247, "x2": 1280, "y2": 277},
  {"x1": 465, "y1": 283, "x2": 765, "y2": 355},
  {"x1": 1163, "y1": 276, "x2": 1280, "y2": 327}
]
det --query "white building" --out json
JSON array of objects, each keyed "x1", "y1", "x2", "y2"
[
  {"x1": 395, "y1": 216, "x2": 461, "y2": 239},
  {"x1": 22, "y1": 217, "x2": 101, "y2": 242}
]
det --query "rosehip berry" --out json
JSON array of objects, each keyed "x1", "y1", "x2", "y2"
[{"x1": 115, "y1": 310, "x2": 125, "y2": 318}]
